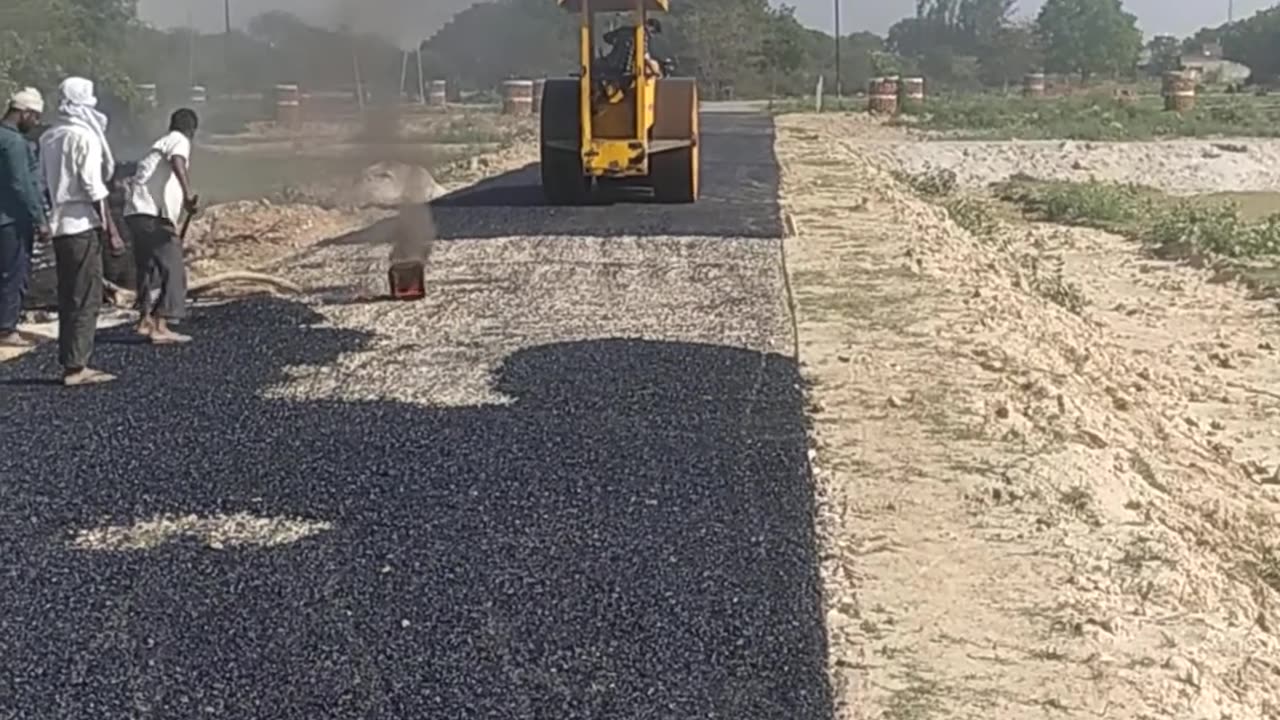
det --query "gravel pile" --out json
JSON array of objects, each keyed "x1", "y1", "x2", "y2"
[
  {"x1": 0, "y1": 114, "x2": 830, "y2": 719},
  {"x1": 184, "y1": 200, "x2": 390, "y2": 277}
]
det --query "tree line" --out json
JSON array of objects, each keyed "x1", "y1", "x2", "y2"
[
  {"x1": 3, "y1": 0, "x2": 1280, "y2": 114},
  {"x1": 416, "y1": 0, "x2": 1280, "y2": 95}
]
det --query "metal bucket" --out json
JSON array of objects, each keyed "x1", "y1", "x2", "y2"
[
  {"x1": 428, "y1": 80, "x2": 447, "y2": 108},
  {"x1": 1163, "y1": 71, "x2": 1196, "y2": 112},
  {"x1": 273, "y1": 84, "x2": 301, "y2": 129},
  {"x1": 501, "y1": 80, "x2": 534, "y2": 116},
  {"x1": 1023, "y1": 73, "x2": 1046, "y2": 98},
  {"x1": 868, "y1": 77, "x2": 899, "y2": 115},
  {"x1": 388, "y1": 260, "x2": 426, "y2": 301}
]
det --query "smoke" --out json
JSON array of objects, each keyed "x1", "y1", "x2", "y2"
[{"x1": 140, "y1": 0, "x2": 481, "y2": 49}]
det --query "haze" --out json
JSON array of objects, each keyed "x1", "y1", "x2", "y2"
[{"x1": 142, "y1": 0, "x2": 1267, "y2": 41}]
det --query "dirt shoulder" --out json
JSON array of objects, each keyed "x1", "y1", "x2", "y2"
[{"x1": 777, "y1": 113, "x2": 1280, "y2": 719}]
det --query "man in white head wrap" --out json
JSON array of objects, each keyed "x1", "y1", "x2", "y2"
[
  {"x1": 0, "y1": 87, "x2": 50, "y2": 348},
  {"x1": 55, "y1": 77, "x2": 115, "y2": 182},
  {"x1": 38, "y1": 76, "x2": 123, "y2": 385}
]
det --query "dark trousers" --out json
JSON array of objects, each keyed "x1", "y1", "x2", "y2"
[
  {"x1": 0, "y1": 222, "x2": 34, "y2": 333},
  {"x1": 126, "y1": 215, "x2": 186, "y2": 321},
  {"x1": 53, "y1": 230, "x2": 102, "y2": 371}
]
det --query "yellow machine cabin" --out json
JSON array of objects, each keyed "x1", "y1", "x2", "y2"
[{"x1": 540, "y1": 0, "x2": 700, "y2": 204}]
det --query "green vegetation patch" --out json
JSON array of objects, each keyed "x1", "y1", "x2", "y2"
[{"x1": 996, "y1": 177, "x2": 1280, "y2": 261}]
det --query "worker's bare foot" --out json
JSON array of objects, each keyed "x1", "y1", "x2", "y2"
[
  {"x1": 63, "y1": 368, "x2": 117, "y2": 386},
  {"x1": 150, "y1": 329, "x2": 192, "y2": 345},
  {"x1": 135, "y1": 317, "x2": 154, "y2": 336},
  {"x1": 0, "y1": 332, "x2": 34, "y2": 348}
]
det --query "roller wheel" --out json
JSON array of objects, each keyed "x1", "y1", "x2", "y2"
[
  {"x1": 539, "y1": 78, "x2": 591, "y2": 205},
  {"x1": 651, "y1": 77, "x2": 700, "y2": 204},
  {"x1": 651, "y1": 145, "x2": 699, "y2": 204},
  {"x1": 540, "y1": 145, "x2": 590, "y2": 205}
]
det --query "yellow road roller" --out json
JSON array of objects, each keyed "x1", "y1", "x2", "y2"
[{"x1": 540, "y1": 0, "x2": 700, "y2": 204}]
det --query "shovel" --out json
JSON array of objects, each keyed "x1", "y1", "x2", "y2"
[{"x1": 179, "y1": 194, "x2": 201, "y2": 240}]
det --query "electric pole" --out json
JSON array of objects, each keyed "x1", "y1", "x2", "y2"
[
  {"x1": 186, "y1": 2, "x2": 195, "y2": 90},
  {"x1": 224, "y1": 0, "x2": 231, "y2": 91},
  {"x1": 834, "y1": 0, "x2": 841, "y2": 100},
  {"x1": 1228, "y1": 0, "x2": 1233, "y2": 23}
]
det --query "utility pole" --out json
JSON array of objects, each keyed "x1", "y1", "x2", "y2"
[
  {"x1": 186, "y1": 2, "x2": 195, "y2": 90},
  {"x1": 1228, "y1": 0, "x2": 1233, "y2": 23},
  {"x1": 400, "y1": 51, "x2": 409, "y2": 100},
  {"x1": 223, "y1": 0, "x2": 231, "y2": 92},
  {"x1": 416, "y1": 47, "x2": 426, "y2": 105},
  {"x1": 834, "y1": 0, "x2": 841, "y2": 101}
]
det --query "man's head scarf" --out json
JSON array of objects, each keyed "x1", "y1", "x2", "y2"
[
  {"x1": 56, "y1": 76, "x2": 114, "y2": 180},
  {"x1": 9, "y1": 87, "x2": 44, "y2": 114}
]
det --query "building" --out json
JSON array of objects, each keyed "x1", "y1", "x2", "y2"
[{"x1": 1180, "y1": 42, "x2": 1252, "y2": 84}]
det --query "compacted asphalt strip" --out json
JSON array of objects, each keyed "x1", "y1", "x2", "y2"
[{"x1": 0, "y1": 112, "x2": 832, "y2": 720}]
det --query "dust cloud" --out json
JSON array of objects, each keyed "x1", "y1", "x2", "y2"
[
  {"x1": 141, "y1": 0, "x2": 479, "y2": 48},
  {"x1": 330, "y1": 0, "x2": 449, "y2": 272}
]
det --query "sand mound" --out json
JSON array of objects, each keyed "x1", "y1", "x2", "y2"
[
  {"x1": 778, "y1": 113, "x2": 1280, "y2": 719},
  {"x1": 335, "y1": 161, "x2": 449, "y2": 206},
  {"x1": 858, "y1": 135, "x2": 1280, "y2": 195}
]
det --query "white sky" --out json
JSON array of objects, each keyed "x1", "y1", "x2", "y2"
[{"x1": 140, "y1": 0, "x2": 1271, "y2": 43}]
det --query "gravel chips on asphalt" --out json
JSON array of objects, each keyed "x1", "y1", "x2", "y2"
[{"x1": 0, "y1": 113, "x2": 830, "y2": 719}]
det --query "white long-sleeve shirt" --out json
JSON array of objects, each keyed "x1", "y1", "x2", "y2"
[{"x1": 39, "y1": 121, "x2": 110, "y2": 237}]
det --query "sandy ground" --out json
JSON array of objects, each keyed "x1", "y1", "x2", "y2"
[
  {"x1": 822, "y1": 112, "x2": 1280, "y2": 195},
  {"x1": 779, "y1": 113, "x2": 1280, "y2": 719}
]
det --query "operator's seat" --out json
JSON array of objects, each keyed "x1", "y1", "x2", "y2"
[{"x1": 599, "y1": 19, "x2": 666, "y2": 77}]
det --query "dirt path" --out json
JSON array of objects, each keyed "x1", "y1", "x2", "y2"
[{"x1": 777, "y1": 114, "x2": 1280, "y2": 719}]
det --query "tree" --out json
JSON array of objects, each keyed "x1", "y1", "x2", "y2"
[
  {"x1": 1145, "y1": 35, "x2": 1181, "y2": 76},
  {"x1": 1036, "y1": 0, "x2": 1141, "y2": 81},
  {"x1": 758, "y1": 5, "x2": 806, "y2": 95},
  {"x1": 0, "y1": 0, "x2": 140, "y2": 108},
  {"x1": 419, "y1": 0, "x2": 575, "y2": 92},
  {"x1": 957, "y1": 0, "x2": 1017, "y2": 50},
  {"x1": 978, "y1": 22, "x2": 1042, "y2": 87},
  {"x1": 671, "y1": 0, "x2": 772, "y2": 97},
  {"x1": 888, "y1": 0, "x2": 1022, "y2": 89},
  {"x1": 1219, "y1": 6, "x2": 1280, "y2": 83}
]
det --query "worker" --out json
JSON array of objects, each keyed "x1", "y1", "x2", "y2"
[
  {"x1": 601, "y1": 18, "x2": 666, "y2": 77},
  {"x1": 124, "y1": 108, "x2": 199, "y2": 344},
  {"x1": 40, "y1": 76, "x2": 123, "y2": 387},
  {"x1": 0, "y1": 88, "x2": 49, "y2": 349}
]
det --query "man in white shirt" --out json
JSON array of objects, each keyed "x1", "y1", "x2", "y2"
[
  {"x1": 39, "y1": 76, "x2": 123, "y2": 386},
  {"x1": 124, "y1": 108, "x2": 199, "y2": 344}
]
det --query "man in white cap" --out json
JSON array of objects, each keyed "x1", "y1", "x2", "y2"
[
  {"x1": 39, "y1": 76, "x2": 123, "y2": 386},
  {"x1": 0, "y1": 87, "x2": 50, "y2": 348}
]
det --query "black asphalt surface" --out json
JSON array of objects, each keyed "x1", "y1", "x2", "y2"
[
  {"x1": 0, "y1": 113, "x2": 831, "y2": 719},
  {"x1": 344, "y1": 111, "x2": 785, "y2": 243}
]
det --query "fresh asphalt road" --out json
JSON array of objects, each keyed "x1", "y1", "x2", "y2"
[{"x1": 0, "y1": 113, "x2": 832, "y2": 719}]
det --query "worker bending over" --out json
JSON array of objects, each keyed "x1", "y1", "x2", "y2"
[{"x1": 124, "y1": 108, "x2": 199, "y2": 345}]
